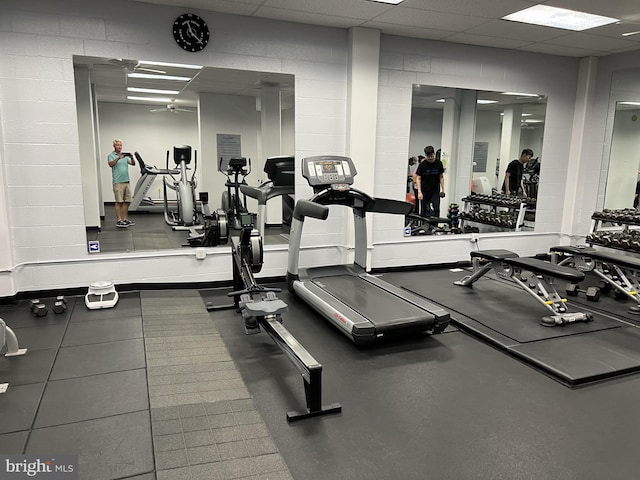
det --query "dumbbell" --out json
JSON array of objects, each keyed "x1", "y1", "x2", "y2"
[
  {"x1": 29, "y1": 300, "x2": 48, "y2": 316},
  {"x1": 566, "y1": 283, "x2": 601, "y2": 301},
  {"x1": 53, "y1": 296, "x2": 67, "y2": 314}
]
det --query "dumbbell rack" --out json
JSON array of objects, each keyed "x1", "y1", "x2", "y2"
[
  {"x1": 587, "y1": 209, "x2": 640, "y2": 253},
  {"x1": 459, "y1": 193, "x2": 533, "y2": 232}
]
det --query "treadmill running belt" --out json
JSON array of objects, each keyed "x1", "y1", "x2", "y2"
[{"x1": 313, "y1": 275, "x2": 433, "y2": 330}]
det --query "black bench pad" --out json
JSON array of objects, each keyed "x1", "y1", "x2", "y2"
[
  {"x1": 550, "y1": 245, "x2": 596, "y2": 255},
  {"x1": 470, "y1": 249, "x2": 519, "y2": 261},
  {"x1": 504, "y1": 257, "x2": 585, "y2": 283},
  {"x1": 589, "y1": 250, "x2": 640, "y2": 270}
]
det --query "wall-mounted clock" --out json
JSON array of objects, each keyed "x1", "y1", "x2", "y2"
[{"x1": 173, "y1": 13, "x2": 210, "y2": 52}]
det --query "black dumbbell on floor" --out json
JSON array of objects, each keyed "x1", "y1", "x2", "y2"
[
  {"x1": 566, "y1": 283, "x2": 601, "y2": 301},
  {"x1": 53, "y1": 296, "x2": 67, "y2": 314},
  {"x1": 29, "y1": 299, "x2": 48, "y2": 316}
]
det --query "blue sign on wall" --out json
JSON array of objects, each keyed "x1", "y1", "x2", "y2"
[{"x1": 88, "y1": 241, "x2": 100, "y2": 253}]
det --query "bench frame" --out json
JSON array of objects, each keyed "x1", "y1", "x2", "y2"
[
  {"x1": 455, "y1": 249, "x2": 593, "y2": 326},
  {"x1": 550, "y1": 246, "x2": 640, "y2": 314}
]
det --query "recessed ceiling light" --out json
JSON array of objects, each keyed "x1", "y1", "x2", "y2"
[
  {"x1": 127, "y1": 87, "x2": 180, "y2": 95},
  {"x1": 435, "y1": 98, "x2": 446, "y2": 103},
  {"x1": 366, "y1": 0, "x2": 405, "y2": 4},
  {"x1": 127, "y1": 96, "x2": 173, "y2": 103},
  {"x1": 139, "y1": 60, "x2": 203, "y2": 70},
  {"x1": 477, "y1": 99, "x2": 498, "y2": 104},
  {"x1": 128, "y1": 73, "x2": 191, "y2": 81},
  {"x1": 622, "y1": 31, "x2": 640, "y2": 37},
  {"x1": 502, "y1": 5, "x2": 619, "y2": 31}
]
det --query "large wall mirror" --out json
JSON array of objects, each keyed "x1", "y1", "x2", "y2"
[
  {"x1": 604, "y1": 101, "x2": 640, "y2": 210},
  {"x1": 73, "y1": 56, "x2": 295, "y2": 254},
  {"x1": 409, "y1": 85, "x2": 546, "y2": 233}
]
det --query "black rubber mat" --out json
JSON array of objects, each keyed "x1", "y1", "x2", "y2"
[{"x1": 394, "y1": 268, "x2": 640, "y2": 386}]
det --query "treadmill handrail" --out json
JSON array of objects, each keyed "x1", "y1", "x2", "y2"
[
  {"x1": 310, "y1": 186, "x2": 412, "y2": 215},
  {"x1": 293, "y1": 200, "x2": 329, "y2": 221}
]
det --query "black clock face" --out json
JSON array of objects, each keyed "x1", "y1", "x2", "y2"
[{"x1": 173, "y1": 13, "x2": 210, "y2": 52}]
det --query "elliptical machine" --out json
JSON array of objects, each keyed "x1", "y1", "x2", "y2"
[
  {"x1": 164, "y1": 145, "x2": 200, "y2": 230},
  {"x1": 220, "y1": 157, "x2": 251, "y2": 229}
]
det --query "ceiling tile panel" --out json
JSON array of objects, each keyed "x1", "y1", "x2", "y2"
[
  {"x1": 465, "y1": 19, "x2": 569, "y2": 43},
  {"x1": 254, "y1": 7, "x2": 363, "y2": 29},
  {"x1": 373, "y1": 7, "x2": 491, "y2": 31},
  {"x1": 400, "y1": 0, "x2": 538, "y2": 18},
  {"x1": 262, "y1": 0, "x2": 392, "y2": 20},
  {"x1": 134, "y1": 0, "x2": 262, "y2": 15}
]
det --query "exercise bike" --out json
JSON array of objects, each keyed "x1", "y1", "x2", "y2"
[
  {"x1": 164, "y1": 145, "x2": 201, "y2": 230},
  {"x1": 220, "y1": 157, "x2": 251, "y2": 230}
]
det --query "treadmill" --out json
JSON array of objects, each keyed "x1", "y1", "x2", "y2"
[{"x1": 286, "y1": 155, "x2": 450, "y2": 345}]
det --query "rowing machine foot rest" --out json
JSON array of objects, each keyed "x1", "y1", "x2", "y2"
[
  {"x1": 541, "y1": 312, "x2": 593, "y2": 327},
  {"x1": 286, "y1": 402, "x2": 343, "y2": 422}
]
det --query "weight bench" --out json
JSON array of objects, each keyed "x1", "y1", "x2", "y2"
[
  {"x1": 550, "y1": 245, "x2": 640, "y2": 314},
  {"x1": 455, "y1": 249, "x2": 593, "y2": 327}
]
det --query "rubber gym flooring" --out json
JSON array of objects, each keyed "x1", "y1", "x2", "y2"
[
  {"x1": 3, "y1": 268, "x2": 640, "y2": 479},
  {"x1": 384, "y1": 267, "x2": 640, "y2": 386}
]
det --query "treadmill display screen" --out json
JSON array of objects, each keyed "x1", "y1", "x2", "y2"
[{"x1": 304, "y1": 157, "x2": 355, "y2": 186}]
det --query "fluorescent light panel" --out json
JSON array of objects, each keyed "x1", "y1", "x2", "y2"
[
  {"x1": 139, "y1": 60, "x2": 203, "y2": 70},
  {"x1": 366, "y1": 0, "x2": 404, "y2": 4},
  {"x1": 477, "y1": 99, "x2": 498, "y2": 104},
  {"x1": 502, "y1": 92, "x2": 539, "y2": 97},
  {"x1": 127, "y1": 96, "x2": 172, "y2": 103},
  {"x1": 622, "y1": 31, "x2": 640, "y2": 37},
  {"x1": 127, "y1": 87, "x2": 180, "y2": 95},
  {"x1": 619, "y1": 102, "x2": 640, "y2": 106},
  {"x1": 502, "y1": 5, "x2": 619, "y2": 31},
  {"x1": 128, "y1": 73, "x2": 191, "y2": 81}
]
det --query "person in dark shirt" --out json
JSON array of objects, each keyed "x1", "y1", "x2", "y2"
[
  {"x1": 415, "y1": 145, "x2": 445, "y2": 217},
  {"x1": 502, "y1": 148, "x2": 533, "y2": 196}
]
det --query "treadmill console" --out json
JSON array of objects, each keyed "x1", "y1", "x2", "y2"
[{"x1": 302, "y1": 155, "x2": 357, "y2": 187}]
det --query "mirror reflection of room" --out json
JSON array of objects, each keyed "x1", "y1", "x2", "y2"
[
  {"x1": 604, "y1": 102, "x2": 640, "y2": 211},
  {"x1": 74, "y1": 56, "x2": 295, "y2": 254},
  {"x1": 587, "y1": 101, "x2": 640, "y2": 251},
  {"x1": 408, "y1": 85, "x2": 546, "y2": 235}
]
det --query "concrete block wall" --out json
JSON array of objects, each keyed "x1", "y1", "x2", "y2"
[{"x1": 0, "y1": 0, "x2": 350, "y2": 295}]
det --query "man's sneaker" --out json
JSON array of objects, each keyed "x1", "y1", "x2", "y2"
[
  {"x1": 116, "y1": 220, "x2": 128, "y2": 228},
  {"x1": 124, "y1": 219, "x2": 135, "y2": 226}
]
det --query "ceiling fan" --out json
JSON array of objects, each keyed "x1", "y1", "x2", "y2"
[
  {"x1": 94, "y1": 58, "x2": 166, "y2": 74},
  {"x1": 150, "y1": 100, "x2": 195, "y2": 114}
]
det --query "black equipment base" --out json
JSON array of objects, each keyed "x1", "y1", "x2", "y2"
[{"x1": 396, "y1": 268, "x2": 640, "y2": 386}]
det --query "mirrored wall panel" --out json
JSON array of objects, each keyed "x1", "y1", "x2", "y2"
[
  {"x1": 74, "y1": 56, "x2": 295, "y2": 254},
  {"x1": 604, "y1": 101, "x2": 640, "y2": 210},
  {"x1": 409, "y1": 85, "x2": 546, "y2": 234}
]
